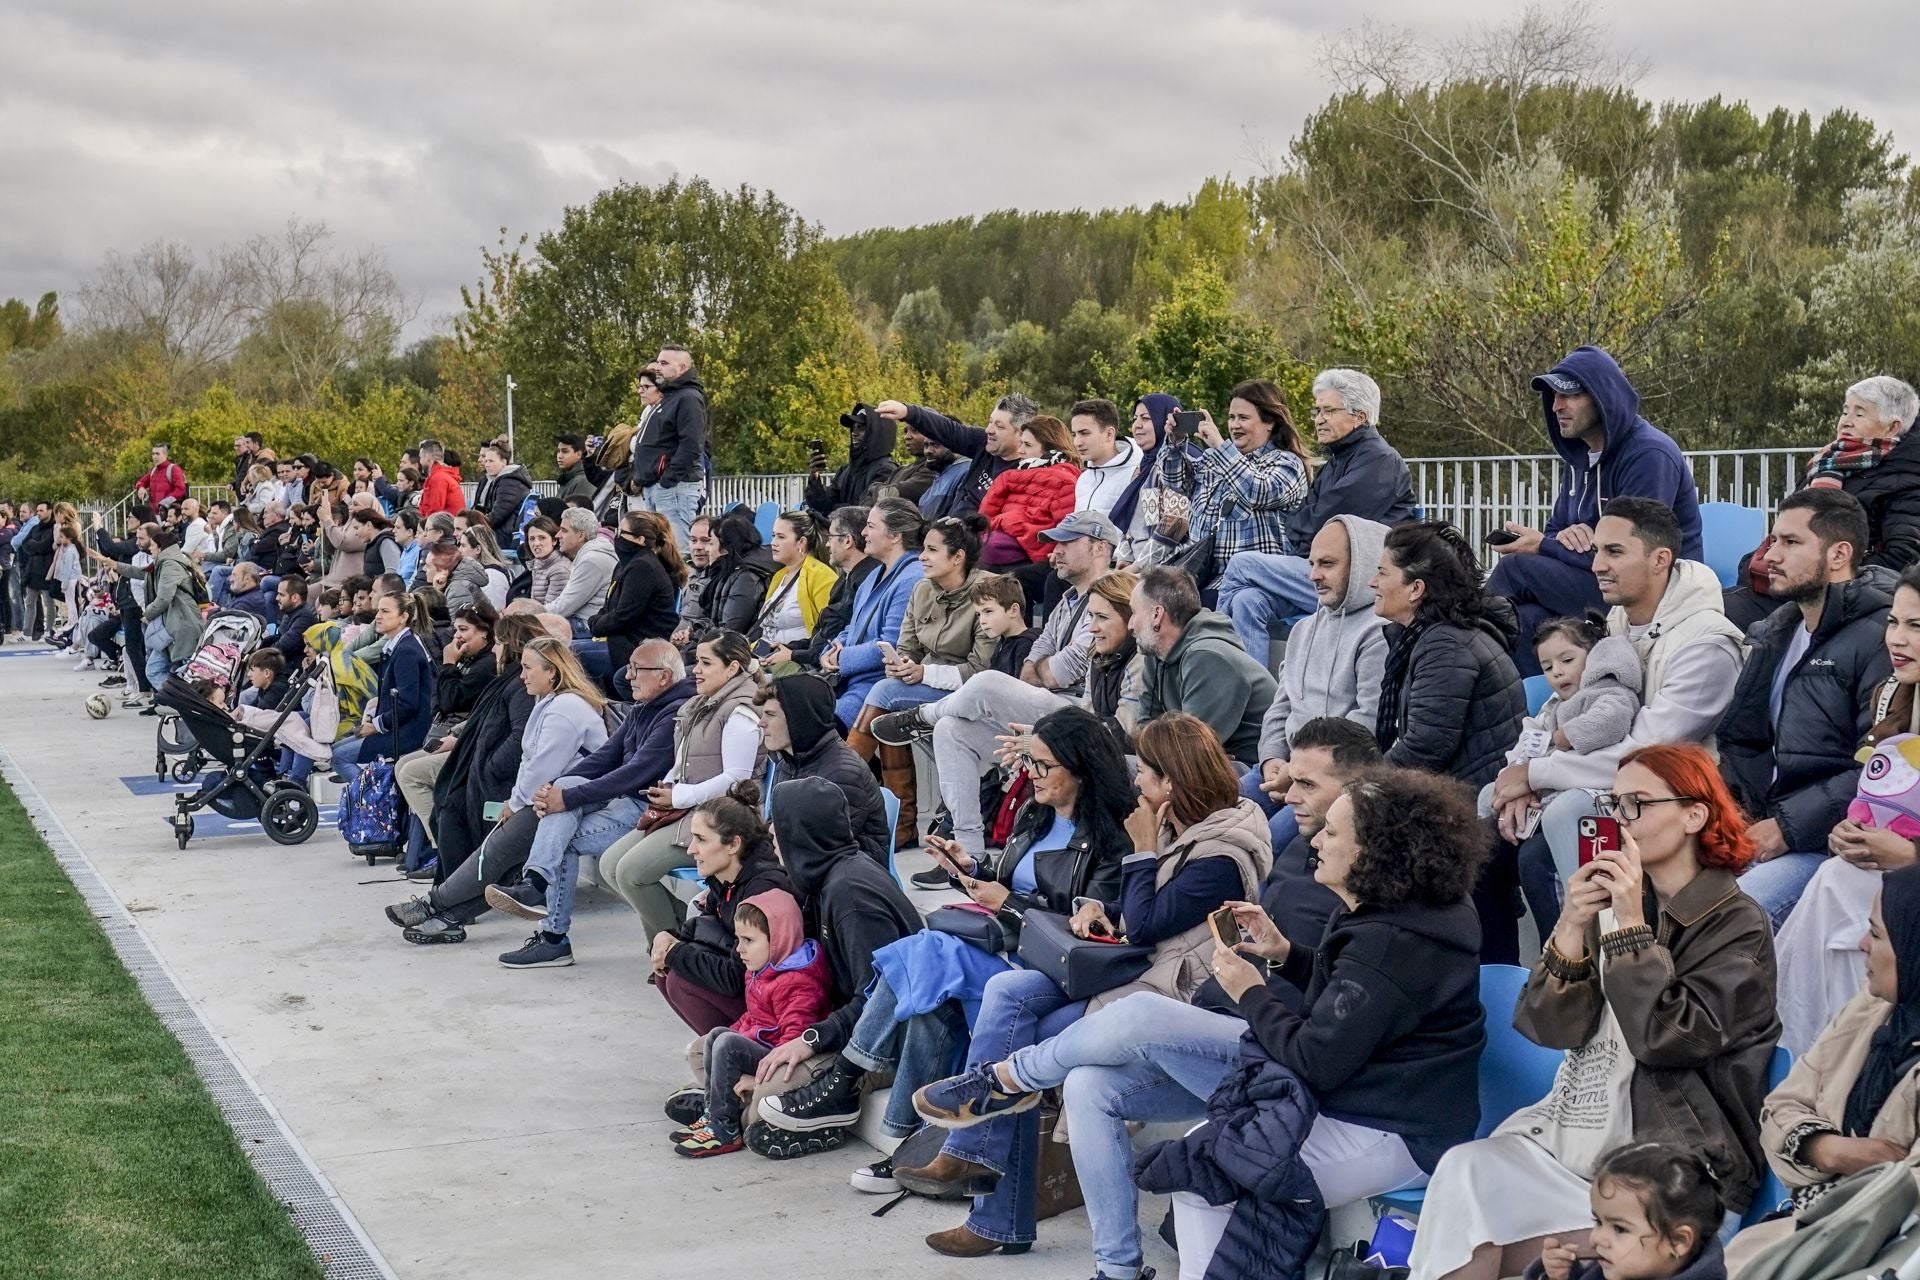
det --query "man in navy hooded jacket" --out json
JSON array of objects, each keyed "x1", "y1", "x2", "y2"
[{"x1": 1488, "y1": 345, "x2": 1702, "y2": 673}]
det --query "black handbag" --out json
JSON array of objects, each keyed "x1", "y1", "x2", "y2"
[
  {"x1": 1164, "y1": 534, "x2": 1217, "y2": 589},
  {"x1": 927, "y1": 904, "x2": 1012, "y2": 954},
  {"x1": 1017, "y1": 909, "x2": 1152, "y2": 1000}
]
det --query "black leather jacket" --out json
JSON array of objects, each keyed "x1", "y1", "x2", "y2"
[{"x1": 971, "y1": 799, "x2": 1127, "y2": 945}]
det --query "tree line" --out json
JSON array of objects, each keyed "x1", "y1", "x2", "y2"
[{"x1": 2, "y1": 5, "x2": 1913, "y2": 500}]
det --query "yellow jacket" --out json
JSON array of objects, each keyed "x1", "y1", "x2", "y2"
[{"x1": 765, "y1": 556, "x2": 838, "y2": 634}]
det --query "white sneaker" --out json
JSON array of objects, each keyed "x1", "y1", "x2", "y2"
[
  {"x1": 121, "y1": 693, "x2": 149, "y2": 709},
  {"x1": 73, "y1": 657, "x2": 93, "y2": 671}
]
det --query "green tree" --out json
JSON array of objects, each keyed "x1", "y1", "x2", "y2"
[
  {"x1": 501, "y1": 177, "x2": 857, "y2": 472},
  {"x1": 889, "y1": 286, "x2": 956, "y2": 371},
  {"x1": 1104, "y1": 263, "x2": 1305, "y2": 416}
]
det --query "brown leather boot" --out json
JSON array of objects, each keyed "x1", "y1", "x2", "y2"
[
  {"x1": 894, "y1": 1150, "x2": 1001, "y2": 1198},
  {"x1": 924, "y1": 1224, "x2": 1030, "y2": 1257},
  {"x1": 877, "y1": 742, "x2": 919, "y2": 847},
  {"x1": 846, "y1": 726, "x2": 878, "y2": 761}
]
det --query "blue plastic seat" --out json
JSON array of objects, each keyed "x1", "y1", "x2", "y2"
[
  {"x1": 1699, "y1": 503, "x2": 1767, "y2": 590},
  {"x1": 1524, "y1": 675, "x2": 1553, "y2": 716},
  {"x1": 1375, "y1": 965, "x2": 1565, "y2": 1215},
  {"x1": 1741, "y1": 1045, "x2": 1794, "y2": 1228},
  {"x1": 754, "y1": 501, "x2": 781, "y2": 542}
]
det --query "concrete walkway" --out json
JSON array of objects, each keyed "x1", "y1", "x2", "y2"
[{"x1": 0, "y1": 645, "x2": 1154, "y2": 1280}]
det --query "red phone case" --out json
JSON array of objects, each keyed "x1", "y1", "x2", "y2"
[{"x1": 1578, "y1": 817, "x2": 1621, "y2": 867}]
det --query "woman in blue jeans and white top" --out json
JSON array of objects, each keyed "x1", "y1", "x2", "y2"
[
  {"x1": 913, "y1": 765, "x2": 1488, "y2": 1280},
  {"x1": 754, "y1": 705, "x2": 1132, "y2": 1156},
  {"x1": 902, "y1": 713, "x2": 1273, "y2": 1262}
]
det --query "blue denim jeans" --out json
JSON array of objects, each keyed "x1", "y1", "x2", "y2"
[
  {"x1": 642, "y1": 480, "x2": 706, "y2": 556},
  {"x1": 568, "y1": 615, "x2": 593, "y2": 641},
  {"x1": 1216, "y1": 552, "x2": 1319, "y2": 659},
  {"x1": 330, "y1": 734, "x2": 369, "y2": 783},
  {"x1": 1238, "y1": 765, "x2": 1300, "y2": 851},
  {"x1": 1003, "y1": 993, "x2": 1247, "y2": 1279},
  {"x1": 944, "y1": 967, "x2": 1087, "y2": 1246},
  {"x1": 861, "y1": 676, "x2": 946, "y2": 713},
  {"x1": 208, "y1": 564, "x2": 235, "y2": 608},
  {"x1": 1487, "y1": 554, "x2": 1607, "y2": 676},
  {"x1": 524, "y1": 794, "x2": 647, "y2": 936},
  {"x1": 259, "y1": 575, "x2": 281, "y2": 628},
  {"x1": 143, "y1": 641, "x2": 172, "y2": 691},
  {"x1": 571, "y1": 639, "x2": 611, "y2": 684},
  {"x1": 1740, "y1": 851, "x2": 1829, "y2": 929},
  {"x1": 843, "y1": 970, "x2": 978, "y2": 1138}
]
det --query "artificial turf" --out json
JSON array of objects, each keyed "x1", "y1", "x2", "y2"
[{"x1": 0, "y1": 779, "x2": 323, "y2": 1279}]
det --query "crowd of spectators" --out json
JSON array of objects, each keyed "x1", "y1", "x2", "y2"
[{"x1": 24, "y1": 344, "x2": 1920, "y2": 1280}]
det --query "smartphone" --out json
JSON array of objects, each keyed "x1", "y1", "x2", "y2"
[
  {"x1": 1578, "y1": 815, "x2": 1621, "y2": 867},
  {"x1": 877, "y1": 640, "x2": 899, "y2": 665},
  {"x1": 482, "y1": 801, "x2": 504, "y2": 822},
  {"x1": 1483, "y1": 529, "x2": 1521, "y2": 547},
  {"x1": 806, "y1": 437, "x2": 827, "y2": 457},
  {"x1": 1517, "y1": 806, "x2": 1544, "y2": 841},
  {"x1": 1209, "y1": 905, "x2": 1246, "y2": 948},
  {"x1": 751, "y1": 638, "x2": 778, "y2": 660},
  {"x1": 1171, "y1": 410, "x2": 1204, "y2": 441}
]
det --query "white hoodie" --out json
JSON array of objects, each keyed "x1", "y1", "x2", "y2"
[{"x1": 1074, "y1": 437, "x2": 1143, "y2": 518}]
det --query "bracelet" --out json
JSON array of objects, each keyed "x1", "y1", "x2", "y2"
[
  {"x1": 1600, "y1": 924, "x2": 1656, "y2": 957},
  {"x1": 1542, "y1": 937, "x2": 1593, "y2": 980}
]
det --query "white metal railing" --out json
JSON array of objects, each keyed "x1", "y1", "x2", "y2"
[
  {"x1": 89, "y1": 449, "x2": 1813, "y2": 539},
  {"x1": 1407, "y1": 448, "x2": 1812, "y2": 547}
]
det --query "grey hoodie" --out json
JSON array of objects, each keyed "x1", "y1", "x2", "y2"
[
  {"x1": 1258, "y1": 515, "x2": 1390, "y2": 762},
  {"x1": 550, "y1": 534, "x2": 617, "y2": 622}
]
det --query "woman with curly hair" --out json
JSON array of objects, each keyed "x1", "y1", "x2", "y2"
[
  {"x1": 1407, "y1": 743, "x2": 1781, "y2": 1280},
  {"x1": 910, "y1": 764, "x2": 1489, "y2": 1280}
]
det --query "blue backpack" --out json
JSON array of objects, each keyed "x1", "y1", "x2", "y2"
[
  {"x1": 513, "y1": 491, "x2": 543, "y2": 550},
  {"x1": 340, "y1": 761, "x2": 403, "y2": 859}
]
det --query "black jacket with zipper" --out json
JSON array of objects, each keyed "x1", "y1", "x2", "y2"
[
  {"x1": 632, "y1": 373, "x2": 707, "y2": 489},
  {"x1": 1378, "y1": 602, "x2": 1527, "y2": 788},
  {"x1": 590, "y1": 541, "x2": 679, "y2": 671},
  {"x1": 1718, "y1": 569, "x2": 1895, "y2": 850},
  {"x1": 969, "y1": 798, "x2": 1129, "y2": 947}
]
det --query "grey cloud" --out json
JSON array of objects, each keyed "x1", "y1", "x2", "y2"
[{"x1": 2, "y1": 1, "x2": 1913, "y2": 337}]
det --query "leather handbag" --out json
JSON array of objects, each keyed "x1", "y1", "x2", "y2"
[
  {"x1": 927, "y1": 903, "x2": 1012, "y2": 954},
  {"x1": 1017, "y1": 909, "x2": 1152, "y2": 1000},
  {"x1": 1163, "y1": 532, "x2": 1217, "y2": 589},
  {"x1": 636, "y1": 805, "x2": 687, "y2": 835}
]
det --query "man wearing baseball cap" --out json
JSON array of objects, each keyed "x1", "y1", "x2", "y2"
[
  {"x1": 870, "y1": 509, "x2": 1118, "y2": 858},
  {"x1": 1487, "y1": 344, "x2": 1703, "y2": 673}
]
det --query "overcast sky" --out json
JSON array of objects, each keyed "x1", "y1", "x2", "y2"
[{"x1": 4, "y1": 0, "x2": 1916, "y2": 337}]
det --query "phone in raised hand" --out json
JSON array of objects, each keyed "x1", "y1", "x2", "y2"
[
  {"x1": 1209, "y1": 905, "x2": 1248, "y2": 949},
  {"x1": 1578, "y1": 816, "x2": 1621, "y2": 868}
]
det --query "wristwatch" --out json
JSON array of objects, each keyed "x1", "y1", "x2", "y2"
[{"x1": 801, "y1": 1027, "x2": 822, "y2": 1048}]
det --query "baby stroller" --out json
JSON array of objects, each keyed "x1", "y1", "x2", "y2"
[
  {"x1": 155, "y1": 663, "x2": 321, "y2": 851},
  {"x1": 154, "y1": 610, "x2": 266, "y2": 781}
]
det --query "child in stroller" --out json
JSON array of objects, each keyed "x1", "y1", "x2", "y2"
[
  {"x1": 154, "y1": 610, "x2": 267, "y2": 779},
  {"x1": 159, "y1": 661, "x2": 323, "y2": 850}
]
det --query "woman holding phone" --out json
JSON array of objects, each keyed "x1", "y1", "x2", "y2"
[
  {"x1": 1154, "y1": 379, "x2": 1311, "y2": 589},
  {"x1": 1407, "y1": 743, "x2": 1780, "y2": 1280}
]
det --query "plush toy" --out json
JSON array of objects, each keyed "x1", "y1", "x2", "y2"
[{"x1": 1849, "y1": 734, "x2": 1920, "y2": 839}]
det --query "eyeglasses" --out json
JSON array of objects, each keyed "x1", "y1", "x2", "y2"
[
  {"x1": 1595, "y1": 793, "x2": 1697, "y2": 821},
  {"x1": 1310, "y1": 405, "x2": 1351, "y2": 420},
  {"x1": 629, "y1": 665, "x2": 669, "y2": 675},
  {"x1": 1022, "y1": 754, "x2": 1058, "y2": 779}
]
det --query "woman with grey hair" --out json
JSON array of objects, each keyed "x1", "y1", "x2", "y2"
[{"x1": 1725, "y1": 374, "x2": 1920, "y2": 629}]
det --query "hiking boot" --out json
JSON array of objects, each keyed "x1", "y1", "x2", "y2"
[
  {"x1": 484, "y1": 880, "x2": 547, "y2": 922},
  {"x1": 871, "y1": 708, "x2": 931, "y2": 747},
  {"x1": 893, "y1": 1150, "x2": 1001, "y2": 1198},
  {"x1": 757, "y1": 1057, "x2": 864, "y2": 1132},
  {"x1": 914, "y1": 1063, "x2": 1038, "y2": 1129},
  {"x1": 401, "y1": 915, "x2": 467, "y2": 945},
  {"x1": 850, "y1": 1156, "x2": 898, "y2": 1194},
  {"x1": 924, "y1": 1225, "x2": 1031, "y2": 1258},
  {"x1": 744, "y1": 1120, "x2": 846, "y2": 1160},
  {"x1": 498, "y1": 932, "x2": 573, "y2": 969},
  {"x1": 662, "y1": 1085, "x2": 706, "y2": 1127},
  {"x1": 385, "y1": 897, "x2": 435, "y2": 929}
]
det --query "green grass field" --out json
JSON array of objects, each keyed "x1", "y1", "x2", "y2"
[{"x1": 0, "y1": 779, "x2": 323, "y2": 1279}]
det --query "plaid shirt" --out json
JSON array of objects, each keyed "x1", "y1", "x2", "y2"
[{"x1": 1159, "y1": 440, "x2": 1310, "y2": 561}]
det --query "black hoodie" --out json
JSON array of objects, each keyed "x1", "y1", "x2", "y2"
[
  {"x1": 772, "y1": 777, "x2": 921, "y2": 1054},
  {"x1": 632, "y1": 372, "x2": 707, "y2": 488},
  {"x1": 805, "y1": 407, "x2": 902, "y2": 518},
  {"x1": 1237, "y1": 898, "x2": 1485, "y2": 1171},
  {"x1": 663, "y1": 848, "x2": 793, "y2": 998},
  {"x1": 590, "y1": 538, "x2": 679, "y2": 671},
  {"x1": 767, "y1": 673, "x2": 890, "y2": 866}
]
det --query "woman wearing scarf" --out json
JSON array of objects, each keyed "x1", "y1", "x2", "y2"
[
  {"x1": 1113, "y1": 393, "x2": 1182, "y2": 567},
  {"x1": 1726, "y1": 376, "x2": 1920, "y2": 629}
]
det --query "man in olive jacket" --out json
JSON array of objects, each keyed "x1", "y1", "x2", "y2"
[{"x1": 1130, "y1": 565, "x2": 1276, "y2": 766}]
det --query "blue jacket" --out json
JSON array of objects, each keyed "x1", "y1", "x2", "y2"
[
  {"x1": 360, "y1": 630, "x2": 435, "y2": 760},
  {"x1": 833, "y1": 553, "x2": 924, "y2": 677},
  {"x1": 1538, "y1": 346, "x2": 1702, "y2": 566},
  {"x1": 1282, "y1": 424, "x2": 1418, "y2": 551},
  {"x1": 227, "y1": 586, "x2": 273, "y2": 621},
  {"x1": 556, "y1": 677, "x2": 694, "y2": 810},
  {"x1": 1135, "y1": 1049, "x2": 1327, "y2": 1280}
]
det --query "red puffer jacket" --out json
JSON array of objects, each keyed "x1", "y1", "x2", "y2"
[
  {"x1": 732, "y1": 941, "x2": 835, "y2": 1047},
  {"x1": 978, "y1": 456, "x2": 1081, "y2": 562}
]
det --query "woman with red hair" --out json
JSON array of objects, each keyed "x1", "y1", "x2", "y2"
[{"x1": 1408, "y1": 743, "x2": 1782, "y2": 1280}]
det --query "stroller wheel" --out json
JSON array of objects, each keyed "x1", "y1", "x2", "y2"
[
  {"x1": 261, "y1": 790, "x2": 319, "y2": 846},
  {"x1": 173, "y1": 815, "x2": 195, "y2": 850},
  {"x1": 171, "y1": 758, "x2": 201, "y2": 785}
]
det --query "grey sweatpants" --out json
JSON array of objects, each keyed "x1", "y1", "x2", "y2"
[{"x1": 926, "y1": 671, "x2": 1072, "y2": 855}]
